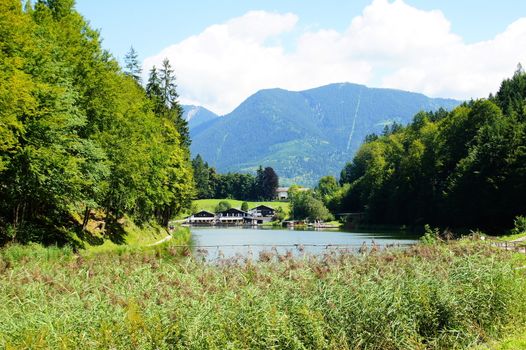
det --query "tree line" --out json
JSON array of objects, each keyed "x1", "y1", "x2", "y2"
[
  {"x1": 192, "y1": 155, "x2": 279, "y2": 201},
  {"x1": 0, "y1": 0, "x2": 193, "y2": 245},
  {"x1": 318, "y1": 66, "x2": 526, "y2": 231}
]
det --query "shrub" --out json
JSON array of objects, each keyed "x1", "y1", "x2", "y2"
[
  {"x1": 273, "y1": 207, "x2": 286, "y2": 221},
  {"x1": 214, "y1": 201, "x2": 232, "y2": 213},
  {"x1": 241, "y1": 201, "x2": 249, "y2": 212},
  {"x1": 512, "y1": 215, "x2": 526, "y2": 235},
  {"x1": 420, "y1": 224, "x2": 441, "y2": 244}
]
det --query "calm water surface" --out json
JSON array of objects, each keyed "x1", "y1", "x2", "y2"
[{"x1": 190, "y1": 226, "x2": 419, "y2": 260}]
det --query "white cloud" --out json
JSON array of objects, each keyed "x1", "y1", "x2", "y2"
[{"x1": 143, "y1": 1, "x2": 526, "y2": 115}]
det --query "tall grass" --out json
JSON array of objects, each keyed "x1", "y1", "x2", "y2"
[{"x1": 0, "y1": 243, "x2": 524, "y2": 349}]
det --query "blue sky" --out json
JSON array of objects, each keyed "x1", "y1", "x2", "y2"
[
  {"x1": 76, "y1": 0, "x2": 526, "y2": 61},
  {"x1": 76, "y1": 0, "x2": 526, "y2": 114}
]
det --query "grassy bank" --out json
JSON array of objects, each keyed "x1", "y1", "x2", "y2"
[
  {"x1": 66, "y1": 215, "x2": 191, "y2": 256},
  {"x1": 192, "y1": 199, "x2": 290, "y2": 213},
  {"x1": 0, "y1": 241, "x2": 525, "y2": 349}
]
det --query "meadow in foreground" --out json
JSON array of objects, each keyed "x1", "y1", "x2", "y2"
[{"x1": 0, "y1": 241, "x2": 525, "y2": 349}]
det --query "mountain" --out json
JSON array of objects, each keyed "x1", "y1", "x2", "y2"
[
  {"x1": 189, "y1": 83, "x2": 460, "y2": 187},
  {"x1": 182, "y1": 105, "x2": 219, "y2": 129}
]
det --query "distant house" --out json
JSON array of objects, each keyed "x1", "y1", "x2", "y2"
[
  {"x1": 276, "y1": 187, "x2": 289, "y2": 201},
  {"x1": 276, "y1": 187, "x2": 309, "y2": 201},
  {"x1": 249, "y1": 205, "x2": 275, "y2": 218},
  {"x1": 186, "y1": 210, "x2": 216, "y2": 224}
]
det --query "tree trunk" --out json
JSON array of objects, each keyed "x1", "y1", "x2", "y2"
[{"x1": 82, "y1": 207, "x2": 90, "y2": 231}]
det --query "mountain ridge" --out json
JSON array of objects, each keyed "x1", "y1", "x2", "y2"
[
  {"x1": 188, "y1": 83, "x2": 460, "y2": 186},
  {"x1": 182, "y1": 105, "x2": 219, "y2": 129}
]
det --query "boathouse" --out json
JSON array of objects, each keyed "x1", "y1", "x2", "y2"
[{"x1": 186, "y1": 210, "x2": 216, "y2": 224}]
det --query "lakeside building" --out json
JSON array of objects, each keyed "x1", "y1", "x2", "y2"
[
  {"x1": 249, "y1": 205, "x2": 275, "y2": 218},
  {"x1": 217, "y1": 208, "x2": 251, "y2": 224},
  {"x1": 185, "y1": 210, "x2": 216, "y2": 224},
  {"x1": 185, "y1": 205, "x2": 276, "y2": 225}
]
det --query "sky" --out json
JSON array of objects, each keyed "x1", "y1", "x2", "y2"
[{"x1": 76, "y1": 0, "x2": 526, "y2": 115}]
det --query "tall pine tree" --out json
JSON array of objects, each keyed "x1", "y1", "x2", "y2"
[
  {"x1": 159, "y1": 58, "x2": 190, "y2": 149},
  {"x1": 123, "y1": 46, "x2": 142, "y2": 83},
  {"x1": 146, "y1": 59, "x2": 190, "y2": 150}
]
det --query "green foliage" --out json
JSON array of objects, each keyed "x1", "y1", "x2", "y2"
[
  {"x1": 214, "y1": 200, "x2": 232, "y2": 213},
  {"x1": 315, "y1": 175, "x2": 340, "y2": 209},
  {"x1": 0, "y1": 243, "x2": 524, "y2": 349},
  {"x1": 287, "y1": 184, "x2": 301, "y2": 198},
  {"x1": 191, "y1": 154, "x2": 213, "y2": 199},
  {"x1": 0, "y1": 1, "x2": 194, "y2": 244},
  {"x1": 273, "y1": 206, "x2": 286, "y2": 221},
  {"x1": 290, "y1": 190, "x2": 333, "y2": 221},
  {"x1": 255, "y1": 166, "x2": 279, "y2": 200},
  {"x1": 420, "y1": 224, "x2": 440, "y2": 245},
  {"x1": 213, "y1": 171, "x2": 256, "y2": 200},
  {"x1": 145, "y1": 59, "x2": 190, "y2": 153},
  {"x1": 241, "y1": 201, "x2": 249, "y2": 212},
  {"x1": 337, "y1": 70, "x2": 526, "y2": 231},
  {"x1": 191, "y1": 157, "x2": 280, "y2": 201},
  {"x1": 511, "y1": 215, "x2": 526, "y2": 235},
  {"x1": 123, "y1": 46, "x2": 142, "y2": 83}
]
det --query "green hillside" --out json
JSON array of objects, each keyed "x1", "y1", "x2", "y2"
[{"x1": 190, "y1": 83, "x2": 460, "y2": 186}]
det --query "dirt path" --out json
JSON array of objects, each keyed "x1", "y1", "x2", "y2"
[{"x1": 147, "y1": 235, "x2": 172, "y2": 246}]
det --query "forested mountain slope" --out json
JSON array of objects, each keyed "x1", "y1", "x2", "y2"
[{"x1": 190, "y1": 83, "x2": 459, "y2": 186}]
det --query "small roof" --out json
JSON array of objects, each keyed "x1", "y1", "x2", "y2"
[
  {"x1": 219, "y1": 207, "x2": 248, "y2": 214},
  {"x1": 250, "y1": 205, "x2": 275, "y2": 211},
  {"x1": 276, "y1": 187, "x2": 289, "y2": 192},
  {"x1": 193, "y1": 210, "x2": 215, "y2": 216}
]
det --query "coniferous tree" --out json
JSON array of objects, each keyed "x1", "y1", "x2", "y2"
[
  {"x1": 261, "y1": 167, "x2": 279, "y2": 200},
  {"x1": 254, "y1": 166, "x2": 264, "y2": 199},
  {"x1": 146, "y1": 66, "x2": 163, "y2": 114},
  {"x1": 192, "y1": 154, "x2": 212, "y2": 199},
  {"x1": 124, "y1": 46, "x2": 142, "y2": 83},
  {"x1": 159, "y1": 58, "x2": 190, "y2": 149}
]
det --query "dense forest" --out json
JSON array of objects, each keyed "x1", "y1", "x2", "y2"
[
  {"x1": 327, "y1": 67, "x2": 526, "y2": 231},
  {"x1": 0, "y1": 0, "x2": 194, "y2": 245},
  {"x1": 192, "y1": 155, "x2": 279, "y2": 201}
]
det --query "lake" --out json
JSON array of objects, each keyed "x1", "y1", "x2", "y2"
[{"x1": 189, "y1": 226, "x2": 419, "y2": 260}]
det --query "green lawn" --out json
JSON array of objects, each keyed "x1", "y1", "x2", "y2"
[{"x1": 192, "y1": 198, "x2": 290, "y2": 214}]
